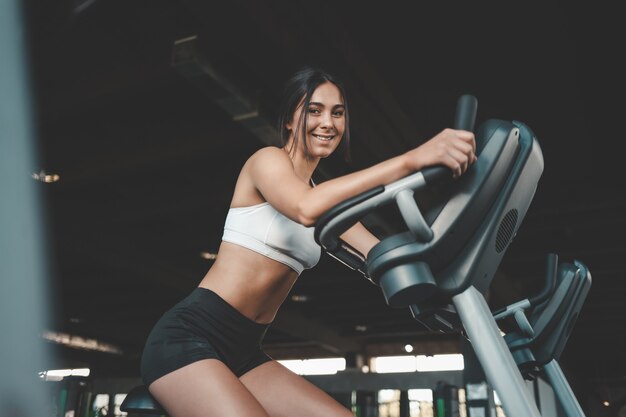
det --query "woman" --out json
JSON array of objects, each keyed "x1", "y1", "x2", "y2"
[{"x1": 140, "y1": 67, "x2": 476, "y2": 417}]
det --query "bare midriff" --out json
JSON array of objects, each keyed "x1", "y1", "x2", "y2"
[{"x1": 198, "y1": 241, "x2": 299, "y2": 324}]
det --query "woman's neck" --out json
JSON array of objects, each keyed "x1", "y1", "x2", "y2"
[{"x1": 283, "y1": 145, "x2": 318, "y2": 185}]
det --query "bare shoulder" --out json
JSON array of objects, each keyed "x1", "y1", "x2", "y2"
[
  {"x1": 246, "y1": 146, "x2": 295, "y2": 178},
  {"x1": 231, "y1": 147, "x2": 293, "y2": 207},
  {"x1": 248, "y1": 146, "x2": 291, "y2": 165}
]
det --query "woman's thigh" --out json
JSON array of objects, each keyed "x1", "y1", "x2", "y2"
[
  {"x1": 239, "y1": 361, "x2": 354, "y2": 417},
  {"x1": 148, "y1": 358, "x2": 270, "y2": 417}
]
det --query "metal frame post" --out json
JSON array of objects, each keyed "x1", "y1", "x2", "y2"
[{"x1": 453, "y1": 287, "x2": 542, "y2": 417}]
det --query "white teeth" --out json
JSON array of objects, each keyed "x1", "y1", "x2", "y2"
[{"x1": 314, "y1": 134, "x2": 334, "y2": 141}]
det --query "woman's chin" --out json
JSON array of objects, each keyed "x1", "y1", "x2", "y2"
[
  {"x1": 311, "y1": 144, "x2": 340, "y2": 158},
  {"x1": 311, "y1": 149, "x2": 335, "y2": 159}
]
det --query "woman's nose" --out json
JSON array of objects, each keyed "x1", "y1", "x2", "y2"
[{"x1": 320, "y1": 111, "x2": 333, "y2": 128}]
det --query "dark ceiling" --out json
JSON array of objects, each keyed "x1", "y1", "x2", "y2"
[{"x1": 23, "y1": 0, "x2": 625, "y2": 398}]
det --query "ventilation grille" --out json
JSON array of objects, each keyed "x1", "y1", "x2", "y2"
[{"x1": 495, "y1": 209, "x2": 518, "y2": 253}]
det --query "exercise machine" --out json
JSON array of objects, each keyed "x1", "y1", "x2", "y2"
[{"x1": 314, "y1": 95, "x2": 590, "y2": 417}]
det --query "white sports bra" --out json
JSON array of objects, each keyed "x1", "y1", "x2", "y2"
[{"x1": 222, "y1": 202, "x2": 322, "y2": 275}]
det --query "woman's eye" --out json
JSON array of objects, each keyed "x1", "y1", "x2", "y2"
[
  {"x1": 333, "y1": 111, "x2": 345, "y2": 117},
  {"x1": 308, "y1": 107, "x2": 321, "y2": 114}
]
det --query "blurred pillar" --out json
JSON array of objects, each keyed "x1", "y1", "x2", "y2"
[{"x1": 0, "y1": 0, "x2": 53, "y2": 416}]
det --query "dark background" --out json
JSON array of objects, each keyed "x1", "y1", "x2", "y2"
[{"x1": 22, "y1": 0, "x2": 625, "y2": 410}]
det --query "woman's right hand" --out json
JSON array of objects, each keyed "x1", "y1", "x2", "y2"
[{"x1": 406, "y1": 128, "x2": 477, "y2": 178}]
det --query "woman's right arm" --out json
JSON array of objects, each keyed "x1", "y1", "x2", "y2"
[{"x1": 249, "y1": 128, "x2": 476, "y2": 227}]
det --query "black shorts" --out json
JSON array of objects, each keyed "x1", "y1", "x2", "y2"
[{"x1": 140, "y1": 287, "x2": 272, "y2": 387}]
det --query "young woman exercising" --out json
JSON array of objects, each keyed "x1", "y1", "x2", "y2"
[{"x1": 140, "y1": 66, "x2": 476, "y2": 417}]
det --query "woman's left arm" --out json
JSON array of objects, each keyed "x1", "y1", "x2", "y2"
[{"x1": 339, "y1": 222, "x2": 380, "y2": 259}]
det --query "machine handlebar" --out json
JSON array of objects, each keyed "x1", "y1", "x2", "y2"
[{"x1": 314, "y1": 94, "x2": 478, "y2": 279}]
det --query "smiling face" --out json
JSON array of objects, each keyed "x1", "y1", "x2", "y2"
[{"x1": 285, "y1": 81, "x2": 346, "y2": 160}]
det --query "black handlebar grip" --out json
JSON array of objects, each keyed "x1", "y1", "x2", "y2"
[
  {"x1": 421, "y1": 166, "x2": 450, "y2": 184},
  {"x1": 453, "y1": 94, "x2": 478, "y2": 131},
  {"x1": 422, "y1": 94, "x2": 478, "y2": 185}
]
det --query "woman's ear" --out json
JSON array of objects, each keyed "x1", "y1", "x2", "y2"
[{"x1": 285, "y1": 111, "x2": 298, "y2": 133}]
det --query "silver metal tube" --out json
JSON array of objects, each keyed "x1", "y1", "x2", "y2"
[
  {"x1": 453, "y1": 287, "x2": 542, "y2": 417},
  {"x1": 395, "y1": 189, "x2": 433, "y2": 242},
  {"x1": 320, "y1": 172, "x2": 428, "y2": 241},
  {"x1": 544, "y1": 360, "x2": 586, "y2": 417}
]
